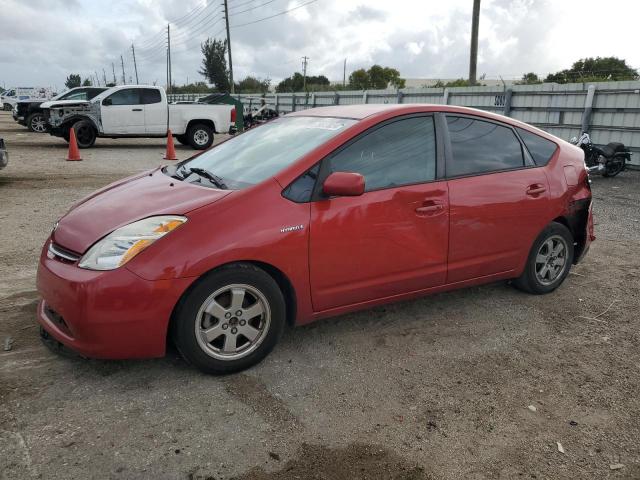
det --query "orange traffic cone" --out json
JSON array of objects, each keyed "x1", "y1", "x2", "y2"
[
  {"x1": 164, "y1": 129, "x2": 177, "y2": 160},
  {"x1": 66, "y1": 128, "x2": 82, "y2": 161}
]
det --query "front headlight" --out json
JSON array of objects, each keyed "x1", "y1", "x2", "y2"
[{"x1": 78, "y1": 215, "x2": 186, "y2": 270}]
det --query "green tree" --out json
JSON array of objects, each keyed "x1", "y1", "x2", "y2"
[
  {"x1": 199, "y1": 38, "x2": 230, "y2": 92},
  {"x1": 432, "y1": 78, "x2": 486, "y2": 88},
  {"x1": 275, "y1": 73, "x2": 329, "y2": 92},
  {"x1": 236, "y1": 76, "x2": 271, "y2": 93},
  {"x1": 64, "y1": 74, "x2": 81, "y2": 89},
  {"x1": 517, "y1": 72, "x2": 542, "y2": 85},
  {"x1": 82, "y1": 78, "x2": 92, "y2": 86},
  {"x1": 348, "y1": 69, "x2": 369, "y2": 89},
  {"x1": 172, "y1": 82, "x2": 216, "y2": 94},
  {"x1": 348, "y1": 65, "x2": 406, "y2": 90},
  {"x1": 545, "y1": 57, "x2": 638, "y2": 83}
]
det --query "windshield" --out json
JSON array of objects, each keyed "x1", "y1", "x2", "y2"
[
  {"x1": 60, "y1": 90, "x2": 88, "y2": 100},
  {"x1": 178, "y1": 116, "x2": 356, "y2": 189}
]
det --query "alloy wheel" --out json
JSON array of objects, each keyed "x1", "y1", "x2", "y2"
[
  {"x1": 534, "y1": 235, "x2": 568, "y2": 286},
  {"x1": 195, "y1": 284, "x2": 271, "y2": 360},
  {"x1": 31, "y1": 115, "x2": 47, "y2": 133}
]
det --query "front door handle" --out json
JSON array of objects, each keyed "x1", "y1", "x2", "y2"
[
  {"x1": 415, "y1": 201, "x2": 444, "y2": 216},
  {"x1": 132, "y1": 108, "x2": 143, "y2": 112},
  {"x1": 526, "y1": 184, "x2": 547, "y2": 196}
]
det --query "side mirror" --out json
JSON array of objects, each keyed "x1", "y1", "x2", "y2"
[
  {"x1": 323, "y1": 172, "x2": 365, "y2": 197},
  {"x1": 102, "y1": 98, "x2": 112, "y2": 106}
]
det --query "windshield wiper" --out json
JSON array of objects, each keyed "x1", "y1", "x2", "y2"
[{"x1": 187, "y1": 167, "x2": 228, "y2": 189}]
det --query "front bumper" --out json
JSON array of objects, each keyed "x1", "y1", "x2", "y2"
[{"x1": 36, "y1": 240, "x2": 194, "y2": 359}]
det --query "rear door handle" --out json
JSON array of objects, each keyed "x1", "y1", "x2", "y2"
[
  {"x1": 415, "y1": 201, "x2": 444, "y2": 216},
  {"x1": 132, "y1": 108, "x2": 143, "y2": 112},
  {"x1": 526, "y1": 185, "x2": 546, "y2": 196}
]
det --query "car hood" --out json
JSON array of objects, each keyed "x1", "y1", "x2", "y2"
[
  {"x1": 52, "y1": 168, "x2": 231, "y2": 254},
  {"x1": 40, "y1": 99, "x2": 90, "y2": 109}
]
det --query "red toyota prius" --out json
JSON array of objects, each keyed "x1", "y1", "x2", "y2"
[{"x1": 37, "y1": 104, "x2": 594, "y2": 373}]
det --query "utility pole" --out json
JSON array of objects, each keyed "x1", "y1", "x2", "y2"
[
  {"x1": 469, "y1": 0, "x2": 481, "y2": 85},
  {"x1": 167, "y1": 24, "x2": 172, "y2": 93},
  {"x1": 94, "y1": 71, "x2": 100, "y2": 86},
  {"x1": 223, "y1": 0, "x2": 234, "y2": 93},
  {"x1": 102, "y1": 68, "x2": 107, "y2": 86},
  {"x1": 120, "y1": 55, "x2": 126, "y2": 85},
  {"x1": 112, "y1": 63, "x2": 117, "y2": 84},
  {"x1": 131, "y1": 44, "x2": 139, "y2": 84},
  {"x1": 343, "y1": 58, "x2": 347, "y2": 88},
  {"x1": 301, "y1": 56, "x2": 309, "y2": 91}
]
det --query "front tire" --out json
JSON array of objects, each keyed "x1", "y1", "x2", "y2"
[
  {"x1": 72, "y1": 120, "x2": 96, "y2": 148},
  {"x1": 175, "y1": 134, "x2": 189, "y2": 146},
  {"x1": 172, "y1": 264, "x2": 286, "y2": 374},
  {"x1": 187, "y1": 123, "x2": 214, "y2": 150},
  {"x1": 2, "y1": 103, "x2": 12, "y2": 111},
  {"x1": 513, "y1": 222, "x2": 574, "y2": 294},
  {"x1": 26, "y1": 112, "x2": 48, "y2": 133}
]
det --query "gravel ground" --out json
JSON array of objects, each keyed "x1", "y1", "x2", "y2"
[{"x1": 1, "y1": 111, "x2": 639, "y2": 480}]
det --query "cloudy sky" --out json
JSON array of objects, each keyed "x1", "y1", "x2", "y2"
[{"x1": 1, "y1": 0, "x2": 639, "y2": 91}]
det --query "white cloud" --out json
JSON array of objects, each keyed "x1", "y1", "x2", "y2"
[{"x1": 0, "y1": 0, "x2": 639, "y2": 91}]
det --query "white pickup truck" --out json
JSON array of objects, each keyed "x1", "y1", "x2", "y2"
[{"x1": 42, "y1": 85, "x2": 236, "y2": 149}]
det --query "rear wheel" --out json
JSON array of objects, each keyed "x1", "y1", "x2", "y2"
[
  {"x1": 72, "y1": 120, "x2": 97, "y2": 148},
  {"x1": 172, "y1": 264, "x2": 285, "y2": 374},
  {"x1": 26, "y1": 112, "x2": 48, "y2": 133},
  {"x1": 2, "y1": 103, "x2": 12, "y2": 111},
  {"x1": 603, "y1": 158, "x2": 625, "y2": 177},
  {"x1": 513, "y1": 222, "x2": 574, "y2": 294},
  {"x1": 187, "y1": 123, "x2": 214, "y2": 150}
]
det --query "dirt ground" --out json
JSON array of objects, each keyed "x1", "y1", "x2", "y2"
[{"x1": 0, "y1": 110, "x2": 639, "y2": 480}]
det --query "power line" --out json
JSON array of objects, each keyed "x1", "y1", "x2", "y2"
[
  {"x1": 229, "y1": 0, "x2": 278, "y2": 16},
  {"x1": 228, "y1": 0, "x2": 259, "y2": 10},
  {"x1": 171, "y1": 10, "x2": 224, "y2": 43},
  {"x1": 231, "y1": 0, "x2": 318, "y2": 28}
]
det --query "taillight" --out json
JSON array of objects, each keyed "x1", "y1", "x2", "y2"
[{"x1": 230, "y1": 107, "x2": 236, "y2": 123}]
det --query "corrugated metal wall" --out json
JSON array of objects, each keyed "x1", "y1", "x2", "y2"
[{"x1": 170, "y1": 81, "x2": 640, "y2": 166}]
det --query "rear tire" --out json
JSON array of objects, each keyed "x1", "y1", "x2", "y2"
[
  {"x1": 172, "y1": 263, "x2": 285, "y2": 374},
  {"x1": 603, "y1": 158, "x2": 625, "y2": 177},
  {"x1": 2, "y1": 103, "x2": 12, "y2": 111},
  {"x1": 26, "y1": 112, "x2": 48, "y2": 133},
  {"x1": 513, "y1": 222, "x2": 574, "y2": 294},
  {"x1": 72, "y1": 120, "x2": 96, "y2": 148},
  {"x1": 187, "y1": 123, "x2": 214, "y2": 150}
]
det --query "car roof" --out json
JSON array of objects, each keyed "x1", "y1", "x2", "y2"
[
  {"x1": 286, "y1": 103, "x2": 564, "y2": 145},
  {"x1": 287, "y1": 103, "x2": 522, "y2": 120}
]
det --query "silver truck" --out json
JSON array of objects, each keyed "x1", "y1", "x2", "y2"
[{"x1": 42, "y1": 85, "x2": 236, "y2": 149}]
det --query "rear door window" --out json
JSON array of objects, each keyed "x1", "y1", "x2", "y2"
[
  {"x1": 446, "y1": 116, "x2": 524, "y2": 177},
  {"x1": 516, "y1": 127, "x2": 557, "y2": 166},
  {"x1": 141, "y1": 89, "x2": 162, "y2": 104}
]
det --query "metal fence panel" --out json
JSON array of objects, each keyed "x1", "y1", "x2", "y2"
[{"x1": 225, "y1": 81, "x2": 640, "y2": 165}]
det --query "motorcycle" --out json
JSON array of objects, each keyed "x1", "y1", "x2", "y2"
[{"x1": 570, "y1": 132, "x2": 632, "y2": 177}]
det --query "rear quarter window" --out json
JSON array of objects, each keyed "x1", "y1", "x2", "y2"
[
  {"x1": 142, "y1": 89, "x2": 162, "y2": 104},
  {"x1": 516, "y1": 128, "x2": 558, "y2": 166}
]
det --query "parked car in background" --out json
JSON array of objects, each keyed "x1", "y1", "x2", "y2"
[
  {"x1": 43, "y1": 85, "x2": 236, "y2": 149},
  {"x1": 1, "y1": 87, "x2": 55, "y2": 111},
  {"x1": 37, "y1": 104, "x2": 594, "y2": 374},
  {"x1": 13, "y1": 87, "x2": 107, "y2": 132}
]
